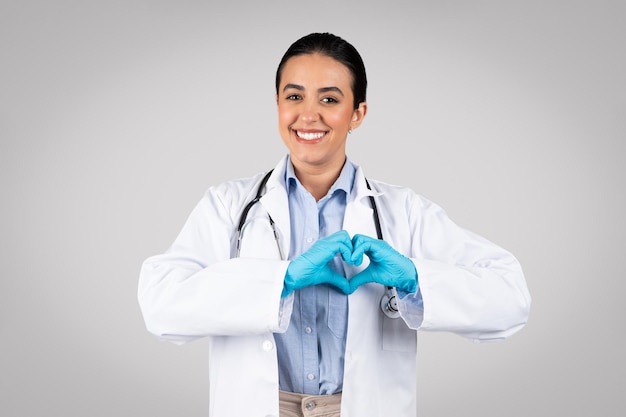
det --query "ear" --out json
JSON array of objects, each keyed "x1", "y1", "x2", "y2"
[{"x1": 350, "y1": 102, "x2": 368, "y2": 131}]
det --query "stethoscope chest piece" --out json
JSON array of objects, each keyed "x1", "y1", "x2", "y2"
[{"x1": 380, "y1": 287, "x2": 401, "y2": 319}]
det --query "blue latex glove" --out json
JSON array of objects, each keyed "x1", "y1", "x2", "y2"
[
  {"x1": 349, "y1": 234, "x2": 418, "y2": 294},
  {"x1": 282, "y1": 230, "x2": 353, "y2": 297}
]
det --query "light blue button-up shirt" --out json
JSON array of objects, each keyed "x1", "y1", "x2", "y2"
[{"x1": 274, "y1": 158, "x2": 355, "y2": 395}]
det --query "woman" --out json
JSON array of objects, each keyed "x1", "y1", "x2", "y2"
[{"x1": 138, "y1": 33, "x2": 531, "y2": 417}]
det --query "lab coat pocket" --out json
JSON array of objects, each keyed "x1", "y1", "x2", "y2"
[
  {"x1": 327, "y1": 289, "x2": 349, "y2": 338},
  {"x1": 382, "y1": 315, "x2": 417, "y2": 352}
]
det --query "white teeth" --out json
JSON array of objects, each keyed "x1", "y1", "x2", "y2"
[{"x1": 296, "y1": 131, "x2": 325, "y2": 140}]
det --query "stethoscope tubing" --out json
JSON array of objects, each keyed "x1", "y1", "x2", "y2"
[{"x1": 365, "y1": 179, "x2": 400, "y2": 319}]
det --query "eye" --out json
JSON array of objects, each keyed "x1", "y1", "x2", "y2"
[
  {"x1": 321, "y1": 96, "x2": 339, "y2": 104},
  {"x1": 285, "y1": 94, "x2": 302, "y2": 101}
]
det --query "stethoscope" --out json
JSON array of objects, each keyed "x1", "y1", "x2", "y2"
[{"x1": 235, "y1": 169, "x2": 400, "y2": 319}]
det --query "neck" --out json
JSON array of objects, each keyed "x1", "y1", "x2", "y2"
[{"x1": 292, "y1": 157, "x2": 345, "y2": 201}]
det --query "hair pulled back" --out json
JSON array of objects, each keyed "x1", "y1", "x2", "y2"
[{"x1": 275, "y1": 33, "x2": 367, "y2": 109}]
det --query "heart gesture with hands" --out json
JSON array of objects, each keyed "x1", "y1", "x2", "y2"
[
  {"x1": 282, "y1": 230, "x2": 354, "y2": 297},
  {"x1": 282, "y1": 231, "x2": 418, "y2": 296},
  {"x1": 349, "y1": 234, "x2": 418, "y2": 294}
]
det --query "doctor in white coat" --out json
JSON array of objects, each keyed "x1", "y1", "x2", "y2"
[{"x1": 138, "y1": 33, "x2": 531, "y2": 417}]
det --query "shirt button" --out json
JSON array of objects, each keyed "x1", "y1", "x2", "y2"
[
  {"x1": 262, "y1": 340, "x2": 273, "y2": 351},
  {"x1": 306, "y1": 237, "x2": 313, "y2": 243},
  {"x1": 305, "y1": 326, "x2": 312, "y2": 334},
  {"x1": 307, "y1": 373, "x2": 315, "y2": 381}
]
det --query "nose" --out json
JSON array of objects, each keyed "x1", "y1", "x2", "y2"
[{"x1": 300, "y1": 99, "x2": 319, "y2": 123}]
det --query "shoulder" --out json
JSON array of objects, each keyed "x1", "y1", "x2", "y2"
[
  {"x1": 366, "y1": 178, "x2": 432, "y2": 206},
  {"x1": 200, "y1": 171, "x2": 269, "y2": 212},
  {"x1": 198, "y1": 156, "x2": 287, "y2": 213},
  {"x1": 363, "y1": 178, "x2": 449, "y2": 228},
  {"x1": 209, "y1": 172, "x2": 267, "y2": 195},
  {"x1": 351, "y1": 161, "x2": 430, "y2": 208}
]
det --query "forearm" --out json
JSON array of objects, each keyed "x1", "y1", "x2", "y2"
[
  {"x1": 138, "y1": 256, "x2": 290, "y2": 342},
  {"x1": 399, "y1": 258, "x2": 530, "y2": 342}
]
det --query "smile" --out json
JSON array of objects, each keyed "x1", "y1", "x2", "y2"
[{"x1": 295, "y1": 130, "x2": 327, "y2": 141}]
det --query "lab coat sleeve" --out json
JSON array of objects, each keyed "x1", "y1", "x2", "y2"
[
  {"x1": 397, "y1": 194, "x2": 531, "y2": 343},
  {"x1": 138, "y1": 182, "x2": 291, "y2": 344}
]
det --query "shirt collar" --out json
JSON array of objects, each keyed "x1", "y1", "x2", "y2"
[{"x1": 285, "y1": 155, "x2": 356, "y2": 198}]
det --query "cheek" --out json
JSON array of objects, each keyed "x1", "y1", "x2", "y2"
[
  {"x1": 277, "y1": 108, "x2": 294, "y2": 143},
  {"x1": 277, "y1": 106, "x2": 295, "y2": 127},
  {"x1": 328, "y1": 108, "x2": 354, "y2": 128}
]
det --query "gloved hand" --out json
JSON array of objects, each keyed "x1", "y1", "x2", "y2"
[
  {"x1": 349, "y1": 234, "x2": 418, "y2": 294},
  {"x1": 282, "y1": 230, "x2": 353, "y2": 297}
]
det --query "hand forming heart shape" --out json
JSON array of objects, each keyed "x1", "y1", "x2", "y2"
[{"x1": 282, "y1": 231, "x2": 417, "y2": 297}]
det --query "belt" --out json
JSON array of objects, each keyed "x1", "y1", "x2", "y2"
[{"x1": 279, "y1": 390, "x2": 342, "y2": 417}]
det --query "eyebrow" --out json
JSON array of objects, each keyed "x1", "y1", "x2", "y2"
[{"x1": 282, "y1": 83, "x2": 344, "y2": 96}]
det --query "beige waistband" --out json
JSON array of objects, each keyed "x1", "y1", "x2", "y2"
[{"x1": 279, "y1": 390, "x2": 342, "y2": 417}]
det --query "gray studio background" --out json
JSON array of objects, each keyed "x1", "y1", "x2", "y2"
[{"x1": 1, "y1": 1, "x2": 624, "y2": 416}]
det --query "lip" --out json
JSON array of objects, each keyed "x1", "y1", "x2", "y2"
[{"x1": 292, "y1": 128, "x2": 328, "y2": 143}]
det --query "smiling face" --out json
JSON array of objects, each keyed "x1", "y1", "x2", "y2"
[{"x1": 277, "y1": 53, "x2": 367, "y2": 177}]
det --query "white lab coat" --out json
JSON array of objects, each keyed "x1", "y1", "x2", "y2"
[{"x1": 138, "y1": 155, "x2": 531, "y2": 417}]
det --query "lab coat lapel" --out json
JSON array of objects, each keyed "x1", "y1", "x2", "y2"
[
  {"x1": 343, "y1": 166, "x2": 380, "y2": 278},
  {"x1": 344, "y1": 166, "x2": 379, "y2": 241}
]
